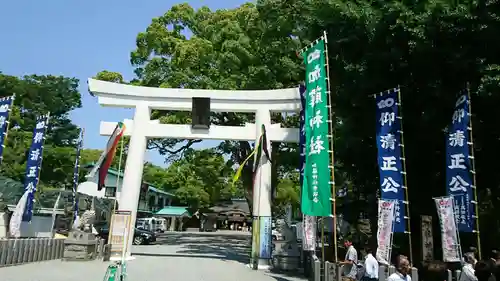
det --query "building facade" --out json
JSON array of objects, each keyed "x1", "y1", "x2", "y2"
[{"x1": 83, "y1": 164, "x2": 175, "y2": 216}]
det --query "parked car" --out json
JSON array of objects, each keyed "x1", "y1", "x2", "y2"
[{"x1": 97, "y1": 226, "x2": 157, "y2": 245}]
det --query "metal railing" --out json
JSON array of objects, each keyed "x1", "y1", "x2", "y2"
[{"x1": 0, "y1": 238, "x2": 65, "y2": 267}]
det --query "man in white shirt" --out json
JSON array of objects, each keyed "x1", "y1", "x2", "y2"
[
  {"x1": 363, "y1": 247, "x2": 379, "y2": 281},
  {"x1": 388, "y1": 255, "x2": 411, "y2": 281},
  {"x1": 460, "y1": 252, "x2": 478, "y2": 281},
  {"x1": 340, "y1": 239, "x2": 358, "y2": 281}
]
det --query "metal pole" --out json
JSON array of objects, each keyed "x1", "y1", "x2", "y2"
[
  {"x1": 466, "y1": 86, "x2": 482, "y2": 260},
  {"x1": 396, "y1": 88, "x2": 414, "y2": 264},
  {"x1": 109, "y1": 136, "x2": 126, "y2": 246}
]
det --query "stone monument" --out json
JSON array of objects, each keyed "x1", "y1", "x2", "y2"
[
  {"x1": 63, "y1": 198, "x2": 99, "y2": 261},
  {"x1": 272, "y1": 219, "x2": 301, "y2": 271}
]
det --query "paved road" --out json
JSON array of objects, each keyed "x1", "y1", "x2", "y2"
[{"x1": 0, "y1": 232, "x2": 306, "y2": 281}]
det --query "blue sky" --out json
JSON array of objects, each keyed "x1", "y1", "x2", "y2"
[{"x1": 0, "y1": 0, "x2": 248, "y2": 167}]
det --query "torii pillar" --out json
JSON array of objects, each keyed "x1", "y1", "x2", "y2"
[{"x1": 88, "y1": 79, "x2": 300, "y2": 269}]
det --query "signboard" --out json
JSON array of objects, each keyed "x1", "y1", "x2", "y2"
[
  {"x1": 109, "y1": 210, "x2": 132, "y2": 260},
  {"x1": 259, "y1": 216, "x2": 272, "y2": 259},
  {"x1": 375, "y1": 199, "x2": 396, "y2": 265},
  {"x1": 434, "y1": 196, "x2": 461, "y2": 262},
  {"x1": 421, "y1": 215, "x2": 434, "y2": 261}
]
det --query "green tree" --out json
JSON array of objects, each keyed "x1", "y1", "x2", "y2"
[
  {"x1": 0, "y1": 73, "x2": 82, "y2": 192},
  {"x1": 162, "y1": 148, "x2": 235, "y2": 209}
]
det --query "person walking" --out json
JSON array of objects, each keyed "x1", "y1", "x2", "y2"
[
  {"x1": 388, "y1": 255, "x2": 411, "y2": 281},
  {"x1": 460, "y1": 252, "x2": 478, "y2": 281},
  {"x1": 340, "y1": 239, "x2": 358, "y2": 281},
  {"x1": 362, "y1": 246, "x2": 379, "y2": 281}
]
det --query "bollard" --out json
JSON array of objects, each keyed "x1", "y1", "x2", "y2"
[
  {"x1": 99, "y1": 239, "x2": 105, "y2": 258},
  {"x1": 56, "y1": 238, "x2": 61, "y2": 259},
  {"x1": 59, "y1": 239, "x2": 65, "y2": 259},
  {"x1": 36, "y1": 238, "x2": 43, "y2": 262},
  {"x1": 6, "y1": 239, "x2": 15, "y2": 265},
  {"x1": 52, "y1": 239, "x2": 58, "y2": 259},
  {"x1": 0, "y1": 240, "x2": 7, "y2": 266},
  {"x1": 42, "y1": 239, "x2": 49, "y2": 260},
  {"x1": 22, "y1": 239, "x2": 29, "y2": 263},
  {"x1": 48, "y1": 238, "x2": 55, "y2": 260},
  {"x1": 16, "y1": 239, "x2": 25, "y2": 264},
  {"x1": 26, "y1": 239, "x2": 33, "y2": 263},
  {"x1": 388, "y1": 265, "x2": 396, "y2": 275},
  {"x1": 379, "y1": 264, "x2": 387, "y2": 281},
  {"x1": 312, "y1": 256, "x2": 321, "y2": 281},
  {"x1": 324, "y1": 261, "x2": 337, "y2": 281},
  {"x1": 455, "y1": 269, "x2": 462, "y2": 281},
  {"x1": 11, "y1": 239, "x2": 20, "y2": 265},
  {"x1": 411, "y1": 267, "x2": 418, "y2": 281},
  {"x1": 51, "y1": 239, "x2": 57, "y2": 260},
  {"x1": 59, "y1": 239, "x2": 65, "y2": 258}
]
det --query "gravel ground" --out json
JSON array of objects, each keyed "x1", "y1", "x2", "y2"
[{"x1": 0, "y1": 232, "x2": 306, "y2": 281}]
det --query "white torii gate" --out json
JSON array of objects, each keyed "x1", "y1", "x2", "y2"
[{"x1": 88, "y1": 78, "x2": 300, "y2": 268}]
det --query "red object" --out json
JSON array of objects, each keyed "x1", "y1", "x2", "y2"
[{"x1": 97, "y1": 123, "x2": 125, "y2": 191}]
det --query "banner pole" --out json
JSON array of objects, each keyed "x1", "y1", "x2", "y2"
[
  {"x1": 322, "y1": 30, "x2": 338, "y2": 263},
  {"x1": 396, "y1": 88, "x2": 413, "y2": 264},
  {"x1": 452, "y1": 197, "x2": 464, "y2": 259},
  {"x1": 466, "y1": 86, "x2": 482, "y2": 259},
  {"x1": 110, "y1": 136, "x2": 125, "y2": 223},
  {"x1": 0, "y1": 94, "x2": 16, "y2": 168}
]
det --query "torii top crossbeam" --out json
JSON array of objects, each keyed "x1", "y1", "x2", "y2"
[{"x1": 88, "y1": 78, "x2": 301, "y2": 113}]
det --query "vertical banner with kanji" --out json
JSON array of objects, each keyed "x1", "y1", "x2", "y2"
[
  {"x1": 22, "y1": 114, "x2": 50, "y2": 222},
  {"x1": 374, "y1": 88, "x2": 406, "y2": 232},
  {"x1": 445, "y1": 91, "x2": 474, "y2": 232},
  {"x1": 375, "y1": 199, "x2": 396, "y2": 265},
  {"x1": 434, "y1": 196, "x2": 461, "y2": 262},
  {"x1": 0, "y1": 95, "x2": 14, "y2": 165},
  {"x1": 300, "y1": 39, "x2": 332, "y2": 217},
  {"x1": 72, "y1": 128, "x2": 84, "y2": 228}
]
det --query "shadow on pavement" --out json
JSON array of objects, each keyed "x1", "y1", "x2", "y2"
[
  {"x1": 133, "y1": 232, "x2": 251, "y2": 264},
  {"x1": 133, "y1": 252, "x2": 249, "y2": 263},
  {"x1": 156, "y1": 232, "x2": 250, "y2": 245}
]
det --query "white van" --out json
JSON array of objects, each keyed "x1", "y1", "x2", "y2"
[{"x1": 136, "y1": 217, "x2": 167, "y2": 233}]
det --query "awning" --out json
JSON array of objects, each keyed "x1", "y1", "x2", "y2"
[{"x1": 155, "y1": 206, "x2": 189, "y2": 217}]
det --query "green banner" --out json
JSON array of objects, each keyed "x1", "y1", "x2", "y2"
[{"x1": 300, "y1": 40, "x2": 332, "y2": 217}]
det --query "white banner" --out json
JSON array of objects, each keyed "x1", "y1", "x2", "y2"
[
  {"x1": 375, "y1": 199, "x2": 396, "y2": 265},
  {"x1": 421, "y1": 215, "x2": 434, "y2": 261},
  {"x1": 302, "y1": 215, "x2": 316, "y2": 251},
  {"x1": 9, "y1": 190, "x2": 30, "y2": 238},
  {"x1": 434, "y1": 196, "x2": 461, "y2": 262}
]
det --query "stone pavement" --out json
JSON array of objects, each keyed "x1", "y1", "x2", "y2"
[{"x1": 0, "y1": 231, "x2": 306, "y2": 281}]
